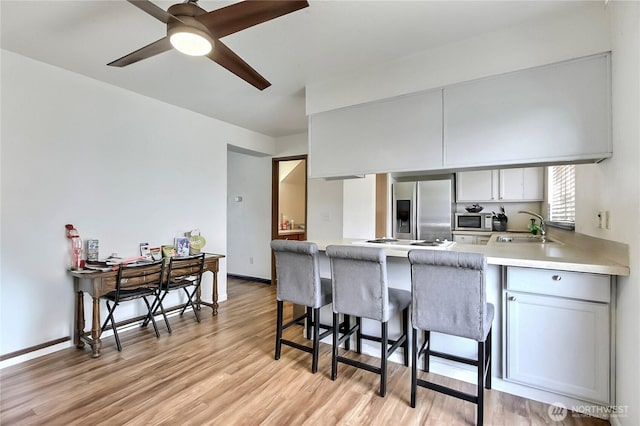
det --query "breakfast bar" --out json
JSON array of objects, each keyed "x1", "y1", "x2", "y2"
[{"x1": 312, "y1": 229, "x2": 628, "y2": 414}]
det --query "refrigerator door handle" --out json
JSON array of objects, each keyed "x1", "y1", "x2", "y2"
[{"x1": 415, "y1": 185, "x2": 420, "y2": 240}]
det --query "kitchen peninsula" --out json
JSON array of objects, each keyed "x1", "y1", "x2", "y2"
[{"x1": 313, "y1": 229, "x2": 628, "y2": 417}]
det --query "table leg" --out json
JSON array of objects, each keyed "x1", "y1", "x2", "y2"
[
  {"x1": 212, "y1": 271, "x2": 218, "y2": 316},
  {"x1": 91, "y1": 296, "x2": 102, "y2": 358},
  {"x1": 75, "y1": 290, "x2": 85, "y2": 348}
]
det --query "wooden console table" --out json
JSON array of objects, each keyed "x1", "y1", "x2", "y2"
[{"x1": 70, "y1": 253, "x2": 225, "y2": 357}]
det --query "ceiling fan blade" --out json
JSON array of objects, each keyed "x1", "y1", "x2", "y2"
[
  {"x1": 207, "y1": 40, "x2": 271, "y2": 90},
  {"x1": 196, "y1": 1, "x2": 309, "y2": 39},
  {"x1": 107, "y1": 37, "x2": 172, "y2": 67},
  {"x1": 127, "y1": 0, "x2": 174, "y2": 24}
]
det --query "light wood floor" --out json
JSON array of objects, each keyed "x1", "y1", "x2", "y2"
[{"x1": 1, "y1": 277, "x2": 609, "y2": 425}]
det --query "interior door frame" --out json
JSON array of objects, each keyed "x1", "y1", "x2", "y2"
[{"x1": 271, "y1": 155, "x2": 308, "y2": 283}]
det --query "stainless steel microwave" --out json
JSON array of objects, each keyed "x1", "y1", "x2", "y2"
[{"x1": 454, "y1": 213, "x2": 493, "y2": 231}]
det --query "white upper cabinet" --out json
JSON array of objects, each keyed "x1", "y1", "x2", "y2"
[
  {"x1": 308, "y1": 89, "x2": 443, "y2": 179},
  {"x1": 456, "y1": 170, "x2": 496, "y2": 202},
  {"x1": 443, "y1": 53, "x2": 611, "y2": 168},
  {"x1": 456, "y1": 167, "x2": 543, "y2": 202},
  {"x1": 499, "y1": 167, "x2": 544, "y2": 201}
]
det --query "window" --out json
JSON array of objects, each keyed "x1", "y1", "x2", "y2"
[{"x1": 547, "y1": 165, "x2": 575, "y2": 229}]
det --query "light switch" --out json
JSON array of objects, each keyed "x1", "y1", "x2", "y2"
[{"x1": 235, "y1": 196, "x2": 243, "y2": 202}]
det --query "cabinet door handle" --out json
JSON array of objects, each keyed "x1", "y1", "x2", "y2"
[
  {"x1": 508, "y1": 296, "x2": 517, "y2": 301},
  {"x1": 552, "y1": 275, "x2": 562, "y2": 281}
]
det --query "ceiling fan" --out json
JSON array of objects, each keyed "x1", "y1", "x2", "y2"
[{"x1": 108, "y1": 0, "x2": 309, "y2": 90}]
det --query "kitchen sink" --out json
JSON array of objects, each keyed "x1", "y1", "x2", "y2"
[{"x1": 495, "y1": 235, "x2": 556, "y2": 244}]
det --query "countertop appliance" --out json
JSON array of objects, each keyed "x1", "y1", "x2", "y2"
[
  {"x1": 454, "y1": 212, "x2": 493, "y2": 232},
  {"x1": 392, "y1": 177, "x2": 454, "y2": 241},
  {"x1": 353, "y1": 238, "x2": 456, "y2": 250}
]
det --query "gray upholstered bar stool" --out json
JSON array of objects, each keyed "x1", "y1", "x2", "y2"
[
  {"x1": 408, "y1": 250, "x2": 494, "y2": 426},
  {"x1": 271, "y1": 240, "x2": 334, "y2": 373},
  {"x1": 326, "y1": 245, "x2": 410, "y2": 397}
]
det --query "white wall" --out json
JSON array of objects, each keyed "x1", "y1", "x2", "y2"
[
  {"x1": 0, "y1": 50, "x2": 274, "y2": 355},
  {"x1": 342, "y1": 175, "x2": 376, "y2": 239},
  {"x1": 226, "y1": 150, "x2": 272, "y2": 280},
  {"x1": 225, "y1": 132, "x2": 344, "y2": 279},
  {"x1": 276, "y1": 133, "x2": 344, "y2": 244},
  {"x1": 306, "y1": 5, "x2": 610, "y2": 114},
  {"x1": 578, "y1": 3, "x2": 639, "y2": 425}
]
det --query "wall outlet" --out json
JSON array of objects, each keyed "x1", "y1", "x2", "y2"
[
  {"x1": 597, "y1": 211, "x2": 603, "y2": 229},
  {"x1": 249, "y1": 256, "x2": 254, "y2": 265},
  {"x1": 604, "y1": 210, "x2": 611, "y2": 230}
]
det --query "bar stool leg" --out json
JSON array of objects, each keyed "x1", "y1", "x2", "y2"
[
  {"x1": 380, "y1": 321, "x2": 388, "y2": 397},
  {"x1": 411, "y1": 328, "x2": 418, "y2": 408},
  {"x1": 402, "y1": 307, "x2": 409, "y2": 367},
  {"x1": 423, "y1": 330, "x2": 430, "y2": 372},
  {"x1": 356, "y1": 317, "x2": 362, "y2": 354},
  {"x1": 343, "y1": 315, "x2": 351, "y2": 351},
  {"x1": 306, "y1": 306, "x2": 313, "y2": 340},
  {"x1": 486, "y1": 329, "x2": 492, "y2": 389},
  {"x1": 312, "y1": 307, "x2": 320, "y2": 373},
  {"x1": 477, "y1": 340, "x2": 485, "y2": 426},
  {"x1": 275, "y1": 300, "x2": 283, "y2": 360},
  {"x1": 332, "y1": 312, "x2": 339, "y2": 381}
]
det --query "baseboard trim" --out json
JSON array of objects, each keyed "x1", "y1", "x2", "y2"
[
  {"x1": 0, "y1": 338, "x2": 72, "y2": 370},
  {"x1": 0, "y1": 336, "x2": 70, "y2": 362},
  {"x1": 227, "y1": 274, "x2": 271, "y2": 285}
]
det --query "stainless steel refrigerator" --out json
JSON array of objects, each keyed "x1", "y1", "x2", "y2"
[{"x1": 392, "y1": 177, "x2": 454, "y2": 241}]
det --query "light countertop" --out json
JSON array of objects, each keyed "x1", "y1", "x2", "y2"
[{"x1": 314, "y1": 231, "x2": 630, "y2": 276}]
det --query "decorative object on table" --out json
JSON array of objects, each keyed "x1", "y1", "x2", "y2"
[
  {"x1": 86, "y1": 239, "x2": 99, "y2": 262},
  {"x1": 187, "y1": 229, "x2": 206, "y2": 255},
  {"x1": 150, "y1": 247, "x2": 162, "y2": 261},
  {"x1": 174, "y1": 237, "x2": 190, "y2": 257},
  {"x1": 465, "y1": 204, "x2": 484, "y2": 213},
  {"x1": 140, "y1": 242, "x2": 151, "y2": 259},
  {"x1": 492, "y1": 207, "x2": 508, "y2": 232},
  {"x1": 105, "y1": 255, "x2": 146, "y2": 266},
  {"x1": 65, "y1": 224, "x2": 84, "y2": 270},
  {"x1": 528, "y1": 218, "x2": 541, "y2": 236},
  {"x1": 162, "y1": 245, "x2": 176, "y2": 258}
]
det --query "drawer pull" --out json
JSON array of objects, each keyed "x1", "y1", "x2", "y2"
[
  {"x1": 552, "y1": 275, "x2": 562, "y2": 281},
  {"x1": 508, "y1": 296, "x2": 517, "y2": 301}
]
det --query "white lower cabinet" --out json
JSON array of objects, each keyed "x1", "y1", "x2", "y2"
[
  {"x1": 504, "y1": 267, "x2": 612, "y2": 404},
  {"x1": 453, "y1": 234, "x2": 490, "y2": 245}
]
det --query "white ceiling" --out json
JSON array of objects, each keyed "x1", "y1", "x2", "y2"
[{"x1": 1, "y1": 0, "x2": 599, "y2": 138}]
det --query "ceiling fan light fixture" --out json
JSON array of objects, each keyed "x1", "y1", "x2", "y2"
[{"x1": 169, "y1": 30, "x2": 212, "y2": 56}]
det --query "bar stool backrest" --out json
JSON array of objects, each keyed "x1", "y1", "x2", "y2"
[
  {"x1": 326, "y1": 245, "x2": 389, "y2": 322},
  {"x1": 408, "y1": 250, "x2": 488, "y2": 341},
  {"x1": 271, "y1": 240, "x2": 323, "y2": 308}
]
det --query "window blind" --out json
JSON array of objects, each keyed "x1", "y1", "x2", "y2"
[{"x1": 548, "y1": 165, "x2": 575, "y2": 223}]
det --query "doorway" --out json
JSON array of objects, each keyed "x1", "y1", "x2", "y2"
[{"x1": 271, "y1": 155, "x2": 308, "y2": 283}]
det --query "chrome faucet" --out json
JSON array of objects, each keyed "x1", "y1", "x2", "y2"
[{"x1": 518, "y1": 210, "x2": 547, "y2": 242}]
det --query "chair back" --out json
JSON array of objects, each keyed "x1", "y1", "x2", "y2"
[
  {"x1": 408, "y1": 250, "x2": 487, "y2": 341},
  {"x1": 326, "y1": 245, "x2": 389, "y2": 322},
  {"x1": 115, "y1": 260, "x2": 165, "y2": 301},
  {"x1": 271, "y1": 240, "x2": 325, "y2": 308},
  {"x1": 166, "y1": 253, "x2": 206, "y2": 289}
]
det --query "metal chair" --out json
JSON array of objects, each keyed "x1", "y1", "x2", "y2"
[
  {"x1": 408, "y1": 250, "x2": 494, "y2": 426},
  {"x1": 100, "y1": 260, "x2": 165, "y2": 351},
  {"x1": 326, "y1": 245, "x2": 410, "y2": 397},
  {"x1": 150, "y1": 253, "x2": 206, "y2": 334},
  {"x1": 271, "y1": 240, "x2": 335, "y2": 373}
]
